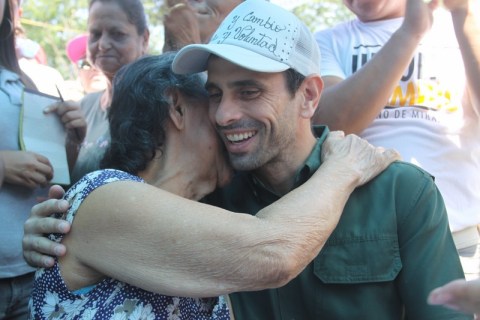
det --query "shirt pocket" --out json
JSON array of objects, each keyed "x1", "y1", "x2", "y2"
[{"x1": 314, "y1": 235, "x2": 402, "y2": 283}]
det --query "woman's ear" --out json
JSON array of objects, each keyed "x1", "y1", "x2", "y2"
[
  {"x1": 299, "y1": 75, "x2": 323, "y2": 119},
  {"x1": 141, "y1": 29, "x2": 150, "y2": 55},
  {"x1": 167, "y1": 89, "x2": 186, "y2": 130}
]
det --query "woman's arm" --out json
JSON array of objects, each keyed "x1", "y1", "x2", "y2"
[{"x1": 63, "y1": 132, "x2": 399, "y2": 297}]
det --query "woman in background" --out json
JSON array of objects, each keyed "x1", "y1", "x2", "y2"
[
  {"x1": 46, "y1": 0, "x2": 149, "y2": 184},
  {"x1": 0, "y1": 0, "x2": 52, "y2": 318}
]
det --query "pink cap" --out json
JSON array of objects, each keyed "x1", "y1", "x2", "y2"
[{"x1": 66, "y1": 34, "x2": 88, "y2": 63}]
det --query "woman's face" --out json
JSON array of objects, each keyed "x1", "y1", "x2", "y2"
[
  {"x1": 87, "y1": 1, "x2": 149, "y2": 80},
  {"x1": 183, "y1": 95, "x2": 233, "y2": 188}
]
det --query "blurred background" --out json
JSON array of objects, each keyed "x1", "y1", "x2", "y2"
[{"x1": 19, "y1": 0, "x2": 353, "y2": 82}]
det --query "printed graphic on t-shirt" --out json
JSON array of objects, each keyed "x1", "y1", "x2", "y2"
[{"x1": 350, "y1": 34, "x2": 464, "y2": 126}]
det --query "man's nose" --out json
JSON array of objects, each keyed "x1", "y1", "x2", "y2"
[{"x1": 214, "y1": 98, "x2": 242, "y2": 127}]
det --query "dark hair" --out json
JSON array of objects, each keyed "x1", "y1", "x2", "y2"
[
  {"x1": 0, "y1": 0, "x2": 21, "y2": 74},
  {"x1": 100, "y1": 53, "x2": 209, "y2": 174},
  {"x1": 284, "y1": 68, "x2": 306, "y2": 96},
  {"x1": 89, "y1": 0, "x2": 148, "y2": 35}
]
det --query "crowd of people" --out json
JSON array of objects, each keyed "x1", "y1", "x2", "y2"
[{"x1": 1, "y1": 0, "x2": 479, "y2": 319}]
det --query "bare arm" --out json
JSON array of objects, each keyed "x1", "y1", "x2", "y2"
[
  {"x1": 313, "y1": 0, "x2": 435, "y2": 134},
  {"x1": 446, "y1": 0, "x2": 480, "y2": 118},
  {"x1": 63, "y1": 133, "x2": 399, "y2": 297},
  {"x1": 162, "y1": 1, "x2": 201, "y2": 52}
]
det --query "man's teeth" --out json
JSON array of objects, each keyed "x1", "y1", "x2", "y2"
[{"x1": 226, "y1": 132, "x2": 255, "y2": 142}]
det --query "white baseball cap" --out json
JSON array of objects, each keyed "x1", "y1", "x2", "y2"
[{"x1": 172, "y1": 0, "x2": 320, "y2": 77}]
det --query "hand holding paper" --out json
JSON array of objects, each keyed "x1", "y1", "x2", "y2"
[
  {"x1": 0, "y1": 150, "x2": 53, "y2": 189},
  {"x1": 20, "y1": 89, "x2": 71, "y2": 186},
  {"x1": 47, "y1": 87, "x2": 86, "y2": 145}
]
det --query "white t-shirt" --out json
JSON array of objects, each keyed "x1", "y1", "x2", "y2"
[{"x1": 315, "y1": 10, "x2": 480, "y2": 232}]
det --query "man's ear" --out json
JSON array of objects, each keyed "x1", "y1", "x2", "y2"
[
  {"x1": 299, "y1": 75, "x2": 323, "y2": 119},
  {"x1": 167, "y1": 89, "x2": 186, "y2": 130}
]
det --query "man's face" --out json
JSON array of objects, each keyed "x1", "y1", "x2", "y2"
[
  {"x1": 205, "y1": 56, "x2": 300, "y2": 172},
  {"x1": 187, "y1": 0, "x2": 242, "y2": 43},
  {"x1": 343, "y1": 0, "x2": 405, "y2": 22}
]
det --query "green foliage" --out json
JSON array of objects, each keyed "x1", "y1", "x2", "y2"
[
  {"x1": 20, "y1": 0, "x2": 89, "y2": 79},
  {"x1": 292, "y1": 0, "x2": 354, "y2": 32}
]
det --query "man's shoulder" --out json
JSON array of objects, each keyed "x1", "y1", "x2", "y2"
[
  {"x1": 341, "y1": 160, "x2": 440, "y2": 217},
  {"x1": 373, "y1": 160, "x2": 435, "y2": 186},
  {"x1": 348, "y1": 160, "x2": 441, "y2": 218}
]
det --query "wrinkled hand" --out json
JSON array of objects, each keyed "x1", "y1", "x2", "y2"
[
  {"x1": 1, "y1": 150, "x2": 53, "y2": 189},
  {"x1": 428, "y1": 278, "x2": 480, "y2": 316},
  {"x1": 44, "y1": 100, "x2": 86, "y2": 145},
  {"x1": 23, "y1": 185, "x2": 70, "y2": 268},
  {"x1": 163, "y1": 0, "x2": 201, "y2": 52},
  {"x1": 321, "y1": 131, "x2": 401, "y2": 186}
]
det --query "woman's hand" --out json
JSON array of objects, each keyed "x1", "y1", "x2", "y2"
[
  {"x1": 44, "y1": 100, "x2": 87, "y2": 145},
  {"x1": 22, "y1": 185, "x2": 70, "y2": 268},
  {"x1": 321, "y1": 131, "x2": 401, "y2": 186},
  {"x1": 0, "y1": 150, "x2": 53, "y2": 189}
]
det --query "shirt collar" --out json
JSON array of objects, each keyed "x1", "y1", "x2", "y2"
[
  {"x1": 0, "y1": 67, "x2": 23, "y2": 105},
  {"x1": 248, "y1": 125, "x2": 330, "y2": 201}
]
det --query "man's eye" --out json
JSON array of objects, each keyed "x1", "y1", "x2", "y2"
[
  {"x1": 241, "y1": 89, "x2": 260, "y2": 98},
  {"x1": 208, "y1": 92, "x2": 222, "y2": 100}
]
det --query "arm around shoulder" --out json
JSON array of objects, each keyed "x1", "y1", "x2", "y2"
[{"x1": 65, "y1": 133, "x2": 400, "y2": 298}]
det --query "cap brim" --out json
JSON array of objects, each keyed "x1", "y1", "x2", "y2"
[{"x1": 172, "y1": 44, "x2": 290, "y2": 75}]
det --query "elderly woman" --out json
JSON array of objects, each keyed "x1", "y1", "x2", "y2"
[
  {"x1": 28, "y1": 53, "x2": 398, "y2": 319},
  {"x1": 47, "y1": 0, "x2": 149, "y2": 184}
]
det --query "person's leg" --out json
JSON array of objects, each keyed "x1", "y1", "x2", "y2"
[{"x1": 0, "y1": 272, "x2": 34, "y2": 320}]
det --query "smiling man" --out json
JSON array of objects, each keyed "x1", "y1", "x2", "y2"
[{"x1": 172, "y1": 0, "x2": 471, "y2": 319}]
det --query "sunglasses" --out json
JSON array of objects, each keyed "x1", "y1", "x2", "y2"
[{"x1": 77, "y1": 59, "x2": 92, "y2": 70}]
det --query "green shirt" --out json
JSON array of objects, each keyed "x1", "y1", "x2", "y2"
[{"x1": 207, "y1": 126, "x2": 470, "y2": 320}]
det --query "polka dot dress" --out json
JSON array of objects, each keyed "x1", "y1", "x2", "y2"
[{"x1": 30, "y1": 169, "x2": 230, "y2": 320}]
